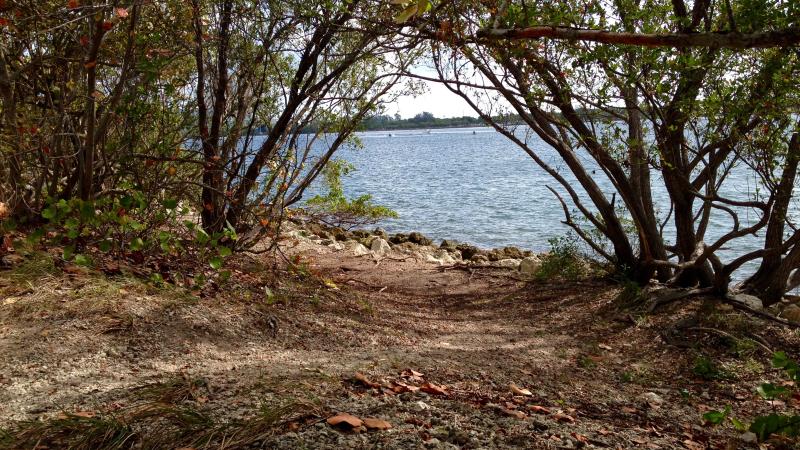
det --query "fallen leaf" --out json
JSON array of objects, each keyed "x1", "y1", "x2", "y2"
[
  {"x1": 509, "y1": 382, "x2": 533, "y2": 396},
  {"x1": 621, "y1": 406, "x2": 638, "y2": 414},
  {"x1": 501, "y1": 408, "x2": 526, "y2": 419},
  {"x1": 392, "y1": 381, "x2": 420, "y2": 393},
  {"x1": 598, "y1": 343, "x2": 612, "y2": 350},
  {"x1": 327, "y1": 413, "x2": 362, "y2": 429},
  {"x1": 571, "y1": 432, "x2": 589, "y2": 444},
  {"x1": 682, "y1": 439, "x2": 704, "y2": 450},
  {"x1": 528, "y1": 405, "x2": 551, "y2": 415},
  {"x1": 353, "y1": 372, "x2": 380, "y2": 388},
  {"x1": 552, "y1": 413, "x2": 575, "y2": 423},
  {"x1": 420, "y1": 382, "x2": 448, "y2": 396},
  {"x1": 363, "y1": 418, "x2": 392, "y2": 430}
]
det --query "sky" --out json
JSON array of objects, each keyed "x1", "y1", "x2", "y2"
[{"x1": 388, "y1": 79, "x2": 479, "y2": 119}]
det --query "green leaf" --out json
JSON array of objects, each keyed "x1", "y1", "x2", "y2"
[
  {"x1": 750, "y1": 414, "x2": 800, "y2": 441},
  {"x1": 703, "y1": 406, "x2": 730, "y2": 425},
  {"x1": 41, "y1": 207, "x2": 56, "y2": 220},
  {"x1": 757, "y1": 383, "x2": 788, "y2": 400},
  {"x1": 98, "y1": 240, "x2": 112, "y2": 253},
  {"x1": 209, "y1": 256, "x2": 223, "y2": 270},
  {"x1": 162, "y1": 199, "x2": 178, "y2": 210},
  {"x1": 74, "y1": 254, "x2": 90, "y2": 266},
  {"x1": 218, "y1": 246, "x2": 232, "y2": 258},
  {"x1": 62, "y1": 245, "x2": 75, "y2": 260},
  {"x1": 394, "y1": 4, "x2": 418, "y2": 23},
  {"x1": 129, "y1": 237, "x2": 145, "y2": 251},
  {"x1": 730, "y1": 417, "x2": 748, "y2": 432}
]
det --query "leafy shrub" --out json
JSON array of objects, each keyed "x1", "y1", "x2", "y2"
[
  {"x1": 19, "y1": 191, "x2": 236, "y2": 284},
  {"x1": 535, "y1": 235, "x2": 586, "y2": 281},
  {"x1": 304, "y1": 159, "x2": 397, "y2": 229}
]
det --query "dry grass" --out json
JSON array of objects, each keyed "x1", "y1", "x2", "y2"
[{"x1": 0, "y1": 376, "x2": 317, "y2": 450}]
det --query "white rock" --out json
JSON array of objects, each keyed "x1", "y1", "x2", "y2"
[
  {"x1": 370, "y1": 238, "x2": 391, "y2": 257},
  {"x1": 328, "y1": 241, "x2": 344, "y2": 251},
  {"x1": 739, "y1": 431, "x2": 758, "y2": 444},
  {"x1": 640, "y1": 392, "x2": 664, "y2": 408},
  {"x1": 730, "y1": 293, "x2": 763, "y2": 310},
  {"x1": 344, "y1": 241, "x2": 370, "y2": 256},
  {"x1": 494, "y1": 258, "x2": 521, "y2": 269},
  {"x1": 519, "y1": 256, "x2": 541, "y2": 275},
  {"x1": 426, "y1": 249, "x2": 457, "y2": 265}
]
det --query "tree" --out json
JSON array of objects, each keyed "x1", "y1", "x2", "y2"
[
  {"x1": 187, "y1": 0, "x2": 417, "y2": 245},
  {"x1": 421, "y1": 0, "x2": 800, "y2": 303}
]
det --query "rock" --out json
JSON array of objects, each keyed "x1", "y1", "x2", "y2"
[
  {"x1": 640, "y1": 392, "x2": 664, "y2": 408},
  {"x1": 730, "y1": 293, "x2": 763, "y2": 310},
  {"x1": 331, "y1": 227, "x2": 351, "y2": 241},
  {"x1": 345, "y1": 241, "x2": 370, "y2": 256},
  {"x1": 370, "y1": 238, "x2": 391, "y2": 257},
  {"x1": 783, "y1": 304, "x2": 800, "y2": 322},
  {"x1": 493, "y1": 258, "x2": 521, "y2": 269},
  {"x1": 408, "y1": 232, "x2": 433, "y2": 246},
  {"x1": 394, "y1": 242, "x2": 421, "y2": 253},
  {"x1": 519, "y1": 256, "x2": 541, "y2": 276},
  {"x1": 373, "y1": 227, "x2": 388, "y2": 240},
  {"x1": 457, "y1": 244, "x2": 480, "y2": 260},
  {"x1": 423, "y1": 438, "x2": 441, "y2": 448},
  {"x1": 328, "y1": 241, "x2": 344, "y2": 251},
  {"x1": 352, "y1": 230, "x2": 370, "y2": 240},
  {"x1": 501, "y1": 246, "x2": 526, "y2": 259},
  {"x1": 739, "y1": 432, "x2": 758, "y2": 445},
  {"x1": 440, "y1": 240, "x2": 459, "y2": 251},
  {"x1": 470, "y1": 254, "x2": 489, "y2": 264},
  {"x1": 389, "y1": 233, "x2": 408, "y2": 245},
  {"x1": 426, "y1": 249, "x2": 456, "y2": 265}
]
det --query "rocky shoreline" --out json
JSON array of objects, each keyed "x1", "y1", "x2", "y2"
[{"x1": 284, "y1": 220, "x2": 544, "y2": 276}]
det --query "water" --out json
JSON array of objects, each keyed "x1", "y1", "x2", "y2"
[{"x1": 292, "y1": 126, "x2": 793, "y2": 279}]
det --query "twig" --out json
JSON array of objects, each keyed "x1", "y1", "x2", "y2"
[
  {"x1": 686, "y1": 326, "x2": 773, "y2": 354},
  {"x1": 724, "y1": 298, "x2": 800, "y2": 329}
]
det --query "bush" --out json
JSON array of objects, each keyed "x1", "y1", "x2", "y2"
[{"x1": 304, "y1": 159, "x2": 397, "y2": 230}]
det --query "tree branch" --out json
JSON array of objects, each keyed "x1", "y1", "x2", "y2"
[{"x1": 478, "y1": 26, "x2": 800, "y2": 49}]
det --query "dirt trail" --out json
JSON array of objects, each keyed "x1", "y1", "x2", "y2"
[{"x1": 0, "y1": 243, "x2": 796, "y2": 448}]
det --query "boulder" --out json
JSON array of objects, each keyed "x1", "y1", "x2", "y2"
[
  {"x1": 352, "y1": 230, "x2": 371, "y2": 239},
  {"x1": 408, "y1": 232, "x2": 433, "y2": 246},
  {"x1": 389, "y1": 233, "x2": 409, "y2": 245},
  {"x1": 331, "y1": 227, "x2": 351, "y2": 242},
  {"x1": 345, "y1": 241, "x2": 370, "y2": 256},
  {"x1": 373, "y1": 227, "x2": 388, "y2": 240},
  {"x1": 519, "y1": 256, "x2": 541, "y2": 276},
  {"x1": 370, "y1": 238, "x2": 391, "y2": 257},
  {"x1": 439, "y1": 240, "x2": 459, "y2": 252},
  {"x1": 783, "y1": 304, "x2": 800, "y2": 322},
  {"x1": 493, "y1": 258, "x2": 521, "y2": 269},
  {"x1": 470, "y1": 254, "x2": 489, "y2": 264},
  {"x1": 457, "y1": 244, "x2": 480, "y2": 260},
  {"x1": 501, "y1": 246, "x2": 526, "y2": 259},
  {"x1": 730, "y1": 293, "x2": 763, "y2": 310},
  {"x1": 426, "y1": 249, "x2": 457, "y2": 265}
]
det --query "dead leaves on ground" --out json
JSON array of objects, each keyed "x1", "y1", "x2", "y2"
[
  {"x1": 327, "y1": 413, "x2": 391, "y2": 433},
  {"x1": 347, "y1": 368, "x2": 448, "y2": 398}
]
